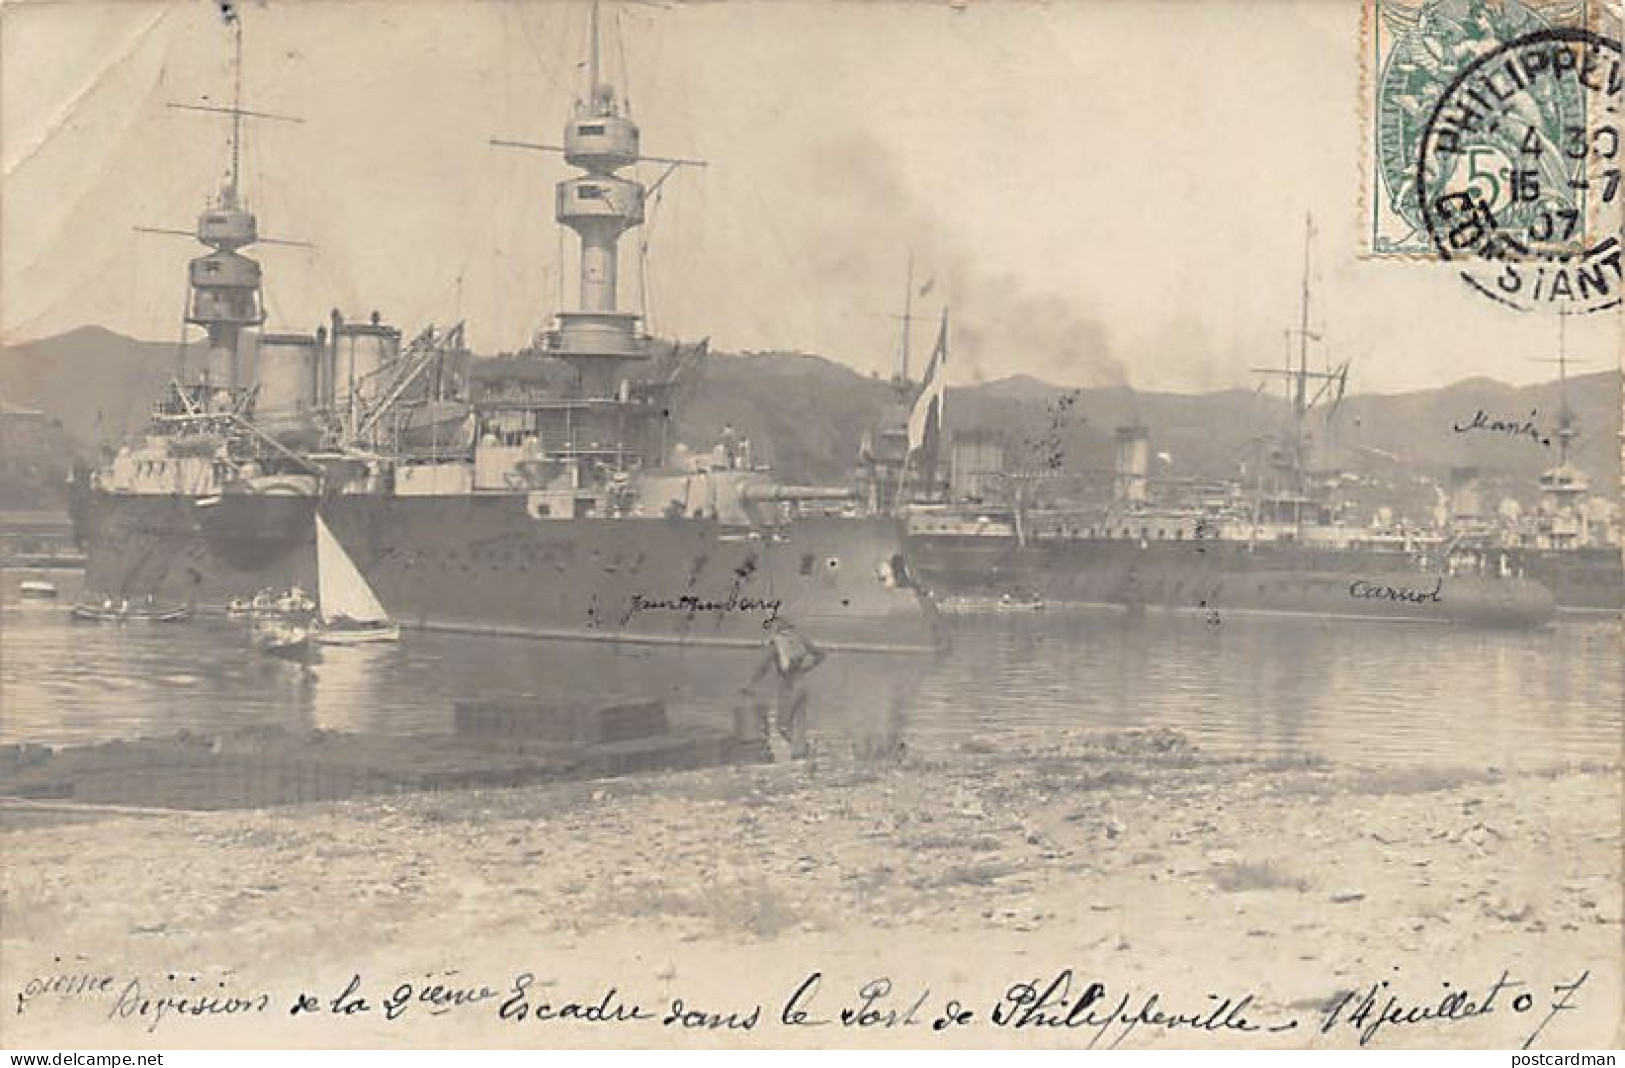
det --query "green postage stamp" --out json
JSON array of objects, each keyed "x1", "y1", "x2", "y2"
[{"x1": 1364, "y1": 0, "x2": 1603, "y2": 258}]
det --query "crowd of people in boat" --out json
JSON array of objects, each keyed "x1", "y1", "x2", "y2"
[{"x1": 228, "y1": 586, "x2": 317, "y2": 619}]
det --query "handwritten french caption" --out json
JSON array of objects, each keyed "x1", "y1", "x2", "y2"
[{"x1": 14, "y1": 963, "x2": 1594, "y2": 1048}]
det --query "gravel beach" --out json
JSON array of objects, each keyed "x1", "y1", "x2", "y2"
[{"x1": 2, "y1": 729, "x2": 1619, "y2": 1049}]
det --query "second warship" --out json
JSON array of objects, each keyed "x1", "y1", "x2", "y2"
[{"x1": 899, "y1": 219, "x2": 1566, "y2": 627}]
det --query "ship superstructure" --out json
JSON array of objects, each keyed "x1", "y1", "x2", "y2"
[
  {"x1": 76, "y1": 12, "x2": 325, "y2": 602},
  {"x1": 1442, "y1": 323, "x2": 1624, "y2": 610},
  {"x1": 906, "y1": 216, "x2": 1562, "y2": 625},
  {"x1": 1529, "y1": 332, "x2": 1593, "y2": 551},
  {"x1": 856, "y1": 256, "x2": 951, "y2": 516},
  {"x1": 75, "y1": 4, "x2": 940, "y2": 652}
]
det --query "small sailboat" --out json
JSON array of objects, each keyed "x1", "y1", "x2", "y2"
[{"x1": 313, "y1": 514, "x2": 400, "y2": 644}]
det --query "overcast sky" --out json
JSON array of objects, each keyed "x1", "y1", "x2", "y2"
[{"x1": 3, "y1": 0, "x2": 1618, "y2": 393}]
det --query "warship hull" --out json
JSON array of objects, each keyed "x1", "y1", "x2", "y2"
[
  {"x1": 322, "y1": 498, "x2": 938, "y2": 652},
  {"x1": 75, "y1": 490, "x2": 941, "y2": 653},
  {"x1": 1502, "y1": 546, "x2": 1624, "y2": 612},
  {"x1": 77, "y1": 491, "x2": 318, "y2": 608},
  {"x1": 909, "y1": 534, "x2": 1560, "y2": 627}
]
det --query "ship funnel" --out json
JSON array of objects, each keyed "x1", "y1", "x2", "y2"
[
  {"x1": 949, "y1": 430, "x2": 1005, "y2": 499},
  {"x1": 322, "y1": 310, "x2": 402, "y2": 415},
  {"x1": 254, "y1": 333, "x2": 321, "y2": 430},
  {"x1": 1449, "y1": 466, "x2": 1483, "y2": 522},
  {"x1": 1114, "y1": 426, "x2": 1150, "y2": 506}
]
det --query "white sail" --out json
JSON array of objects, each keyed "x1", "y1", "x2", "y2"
[{"x1": 315, "y1": 514, "x2": 390, "y2": 625}]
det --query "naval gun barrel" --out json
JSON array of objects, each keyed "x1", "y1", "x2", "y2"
[{"x1": 739, "y1": 484, "x2": 858, "y2": 504}]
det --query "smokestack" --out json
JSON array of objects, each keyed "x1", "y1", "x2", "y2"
[
  {"x1": 949, "y1": 430, "x2": 1005, "y2": 499},
  {"x1": 1114, "y1": 425, "x2": 1149, "y2": 506},
  {"x1": 1449, "y1": 466, "x2": 1483, "y2": 522},
  {"x1": 319, "y1": 308, "x2": 344, "y2": 409}
]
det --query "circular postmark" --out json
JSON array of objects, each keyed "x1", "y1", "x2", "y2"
[{"x1": 1416, "y1": 27, "x2": 1622, "y2": 313}]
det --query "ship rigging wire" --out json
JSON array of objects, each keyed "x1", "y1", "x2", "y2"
[
  {"x1": 2, "y1": 6, "x2": 172, "y2": 181},
  {"x1": 4, "y1": 16, "x2": 180, "y2": 341},
  {"x1": 441, "y1": 145, "x2": 508, "y2": 339},
  {"x1": 513, "y1": 4, "x2": 578, "y2": 105},
  {"x1": 639, "y1": 183, "x2": 660, "y2": 334}
]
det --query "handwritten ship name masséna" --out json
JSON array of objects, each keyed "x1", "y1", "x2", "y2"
[{"x1": 1452, "y1": 408, "x2": 1552, "y2": 448}]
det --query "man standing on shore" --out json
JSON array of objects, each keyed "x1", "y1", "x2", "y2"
[{"x1": 743, "y1": 619, "x2": 826, "y2": 759}]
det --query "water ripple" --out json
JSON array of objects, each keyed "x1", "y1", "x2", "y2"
[{"x1": 1, "y1": 600, "x2": 1618, "y2": 772}]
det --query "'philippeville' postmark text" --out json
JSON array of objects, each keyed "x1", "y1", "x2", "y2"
[{"x1": 1416, "y1": 27, "x2": 1622, "y2": 312}]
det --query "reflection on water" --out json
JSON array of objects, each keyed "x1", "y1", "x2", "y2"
[
  {"x1": 2, "y1": 569, "x2": 1620, "y2": 771},
  {"x1": 914, "y1": 611, "x2": 1621, "y2": 769}
]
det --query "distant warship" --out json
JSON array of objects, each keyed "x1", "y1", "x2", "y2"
[
  {"x1": 1443, "y1": 327, "x2": 1623, "y2": 612},
  {"x1": 72, "y1": 6, "x2": 940, "y2": 653},
  {"x1": 904, "y1": 218, "x2": 1564, "y2": 627}
]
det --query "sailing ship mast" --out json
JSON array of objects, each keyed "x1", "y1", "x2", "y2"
[
  {"x1": 1247, "y1": 213, "x2": 1349, "y2": 533},
  {"x1": 893, "y1": 253, "x2": 918, "y2": 395}
]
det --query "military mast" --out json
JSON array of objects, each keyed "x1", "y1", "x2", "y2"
[
  {"x1": 137, "y1": 10, "x2": 304, "y2": 401},
  {"x1": 493, "y1": 2, "x2": 705, "y2": 399},
  {"x1": 1532, "y1": 313, "x2": 1591, "y2": 547},
  {"x1": 1537, "y1": 313, "x2": 1584, "y2": 472},
  {"x1": 550, "y1": 0, "x2": 648, "y2": 396}
]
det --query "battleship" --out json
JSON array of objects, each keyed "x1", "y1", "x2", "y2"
[
  {"x1": 1443, "y1": 333, "x2": 1624, "y2": 612},
  {"x1": 901, "y1": 219, "x2": 1566, "y2": 627},
  {"x1": 70, "y1": 7, "x2": 940, "y2": 654}
]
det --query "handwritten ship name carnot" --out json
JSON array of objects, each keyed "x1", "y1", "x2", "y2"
[
  {"x1": 14, "y1": 964, "x2": 1593, "y2": 1048},
  {"x1": 1348, "y1": 578, "x2": 1444, "y2": 604}
]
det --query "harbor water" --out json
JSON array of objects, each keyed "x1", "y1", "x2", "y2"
[{"x1": 3, "y1": 569, "x2": 1618, "y2": 773}]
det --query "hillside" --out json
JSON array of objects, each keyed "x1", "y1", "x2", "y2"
[
  {"x1": 0, "y1": 410, "x2": 78, "y2": 509},
  {"x1": 1, "y1": 327, "x2": 1617, "y2": 516},
  {"x1": 0, "y1": 326, "x2": 186, "y2": 448}
]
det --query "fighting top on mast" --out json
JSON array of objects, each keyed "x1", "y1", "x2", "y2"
[
  {"x1": 492, "y1": 1, "x2": 705, "y2": 396},
  {"x1": 137, "y1": 9, "x2": 304, "y2": 392},
  {"x1": 554, "y1": 0, "x2": 647, "y2": 373}
]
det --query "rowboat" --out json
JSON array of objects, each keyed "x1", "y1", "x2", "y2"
[
  {"x1": 252, "y1": 618, "x2": 313, "y2": 659},
  {"x1": 71, "y1": 602, "x2": 191, "y2": 623}
]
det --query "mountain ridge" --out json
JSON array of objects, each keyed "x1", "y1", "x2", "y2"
[{"x1": 1, "y1": 327, "x2": 1617, "y2": 517}]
